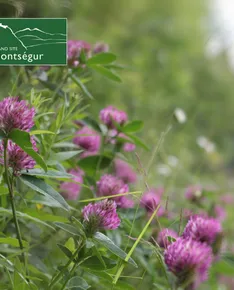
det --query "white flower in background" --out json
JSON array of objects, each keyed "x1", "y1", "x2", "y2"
[
  {"x1": 157, "y1": 164, "x2": 171, "y2": 176},
  {"x1": 167, "y1": 155, "x2": 179, "y2": 167},
  {"x1": 197, "y1": 136, "x2": 216, "y2": 153},
  {"x1": 174, "y1": 108, "x2": 187, "y2": 124}
]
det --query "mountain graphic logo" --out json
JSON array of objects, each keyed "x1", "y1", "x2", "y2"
[{"x1": 0, "y1": 18, "x2": 67, "y2": 66}]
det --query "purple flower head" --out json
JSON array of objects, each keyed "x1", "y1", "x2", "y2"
[
  {"x1": 114, "y1": 159, "x2": 137, "y2": 184},
  {"x1": 99, "y1": 106, "x2": 128, "y2": 129},
  {"x1": 182, "y1": 215, "x2": 222, "y2": 245},
  {"x1": 220, "y1": 193, "x2": 234, "y2": 204},
  {"x1": 73, "y1": 126, "x2": 100, "y2": 152},
  {"x1": 96, "y1": 174, "x2": 133, "y2": 208},
  {"x1": 93, "y1": 42, "x2": 109, "y2": 54},
  {"x1": 67, "y1": 40, "x2": 91, "y2": 67},
  {"x1": 0, "y1": 138, "x2": 38, "y2": 175},
  {"x1": 164, "y1": 238, "x2": 213, "y2": 289},
  {"x1": 0, "y1": 97, "x2": 35, "y2": 134},
  {"x1": 60, "y1": 169, "x2": 84, "y2": 200},
  {"x1": 185, "y1": 185, "x2": 203, "y2": 201},
  {"x1": 140, "y1": 188, "x2": 164, "y2": 215},
  {"x1": 157, "y1": 228, "x2": 178, "y2": 248},
  {"x1": 82, "y1": 199, "x2": 120, "y2": 235}
]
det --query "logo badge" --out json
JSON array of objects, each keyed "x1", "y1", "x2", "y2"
[{"x1": 0, "y1": 18, "x2": 67, "y2": 66}]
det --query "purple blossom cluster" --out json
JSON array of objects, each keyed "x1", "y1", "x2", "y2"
[
  {"x1": 73, "y1": 126, "x2": 101, "y2": 154},
  {"x1": 0, "y1": 97, "x2": 35, "y2": 134},
  {"x1": 67, "y1": 40, "x2": 109, "y2": 68},
  {"x1": 82, "y1": 199, "x2": 120, "y2": 234},
  {"x1": 114, "y1": 159, "x2": 137, "y2": 184},
  {"x1": 0, "y1": 138, "x2": 38, "y2": 175},
  {"x1": 164, "y1": 238, "x2": 213, "y2": 289},
  {"x1": 99, "y1": 106, "x2": 128, "y2": 129},
  {"x1": 140, "y1": 188, "x2": 165, "y2": 216},
  {"x1": 157, "y1": 228, "x2": 178, "y2": 248},
  {"x1": 96, "y1": 174, "x2": 134, "y2": 208},
  {"x1": 0, "y1": 97, "x2": 37, "y2": 174}
]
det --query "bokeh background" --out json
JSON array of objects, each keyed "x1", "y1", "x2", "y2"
[{"x1": 1, "y1": 0, "x2": 234, "y2": 190}]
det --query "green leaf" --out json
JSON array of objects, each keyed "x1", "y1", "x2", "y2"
[
  {"x1": 0, "y1": 186, "x2": 8, "y2": 196},
  {"x1": 0, "y1": 207, "x2": 55, "y2": 230},
  {"x1": 78, "y1": 155, "x2": 112, "y2": 175},
  {"x1": 47, "y1": 150, "x2": 83, "y2": 165},
  {"x1": 54, "y1": 222, "x2": 83, "y2": 236},
  {"x1": 212, "y1": 260, "x2": 234, "y2": 275},
  {"x1": 30, "y1": 130, "x2": 55, "y2": 135},
  {"x1": 67, "y1": 276, "x2": 90, "y2": 289},
  {"x1": 81, "y1": 256, "x2": 117, "y2": 271},
  {"x1": 23, "y1": 209, "x2": 69, "y2": 223},
  {"x1": 19, "y1": 175, "x2": 69, "y2": 211},
  {"x1": 21, "y1": 169, "x2": 73, "y2": 179},
  {"x1": 90, "y1": 65, "x2": 122, "y2": 83},
  {"x1": 93, "y1": 232, "x2": 137, "y2": 268},
  {"x1": 82, "y1": 116, "x2": 102, "y2": 133},
  {"x1": 8, "y1": 129, "x2": 47, "y2": 172},
  {"x1": 70, "y1": 74, "x2": 93, "y2": 99},
  {"x1": 125, "y1": 133, "x2": 149, "y2": 151},
  {"x1": 57, "y1": 244, "x2": 73, "y2": 259},
  {"x1": 0, "y1": 237, "x2": 28, "y2": 248},
  {"x1": 87, "y1": 52, "x2": 116, "y2": 65},
  {"x1": 122, "y1": 120, "x2": 144, "y2": 133}
]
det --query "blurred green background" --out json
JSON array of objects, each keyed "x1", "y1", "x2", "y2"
[{"x1": 1, "y1": 0, "x2": 234, "y2": 189}]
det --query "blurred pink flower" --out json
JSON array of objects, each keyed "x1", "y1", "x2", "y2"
[
  {"x1": 73, "y1": 126, "x2": 100, "y2": 152},
  {"x1": 67, "y1": 40, "x2": 91, "y2": 67},
  {"x1": 140, "y1": 188, "x2": 164, "y2": 215},
  {"x1": 93, "y1": 42, "x2": 109, "y2": 54},
  {"x1": 114, "y1": 159, "x2": 137, "y2": 184},
  {"x1": 60, "y1": 169, "x2": 83, "y2": 200},
  {"x1": 157, "y1": 228, "x2": 178, "y2": 248},
  {"x1": 99, "y1": 106, "x2": 128, "y2": 129}
]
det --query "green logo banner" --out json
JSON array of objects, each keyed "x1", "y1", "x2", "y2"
[{"x1": 0, "y1": 18, "x2": 67, "y2": 66}]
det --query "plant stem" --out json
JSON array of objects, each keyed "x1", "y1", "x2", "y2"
[
  {"x1": 3, "y1": 139, "x2": 28, "y2": 276},
  {"x1": 60, "y1": 261, "x2": 77, "y2": 290}
]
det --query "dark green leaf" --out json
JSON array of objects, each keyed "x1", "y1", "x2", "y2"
[
  {"x1": 0, "y1": 130, "x2": 6, "y2": 141},
  {"x1": 21, "y1": 169, "x2": 73, "y2": 179},
  {"x1": 82, "y1": 116, "x2": 102, "y2": 133},
  {"x1": 125, "y1": 133, "x2": 149, "y2": 151},
  {"x1": 93, "y1": 232, "x2": 137, "y2": 268},
  {"x1": 81, "y1": 256, "x2": 117, "y2": 271},
  {"x1": 57, "y1": 244, "x2": 73, "y2": 259},
  {"x1": 38, "y1": 80, "x2": 65, "y2": 98},
  {"x1": 87, "y1": 52, "x2": 116, "y2": 65},
  {"x1": 123, "y1": 120, "x2": 144, "y2": 133},
  {"x1": 67, "y1": 276, "x2": 90, "y2": 289},
  {"x1": 78, "y1": 155, "x2": 113, "y2": 175},
  {"x1": 19, "y1": 175, "x2": 69, "y2": 211},
  {"x1": 9, "y1": 129, "x2": 47, "y2": 172},
  {"x1": 70, "y1": 74, "x2": 93, "y2": 99},
  {"x1": 90, "y1": 65, "x2": 122, "y2": 83},
  {"x1": 54, "y1": 222, "x2": 82, "y2": 236},
  {"x1": 47, "y1": 151, "x2": 83, "y2": 165}
]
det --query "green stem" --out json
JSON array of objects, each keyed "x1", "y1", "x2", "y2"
[
  {"x1": 3, "y1": 139, "x2": 28, "y2": 277},
  {"x1": 60, "y1": 261, "x2": 77, "y2": 290},
  {"x1": 48, "y1": 247, "x2": 79, "y2": 289}
]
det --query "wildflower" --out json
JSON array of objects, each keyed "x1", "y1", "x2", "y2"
[
  {"x1": 93, "y1": 42, "x2": 109, "y2": 54},
  {"x1": 0, "y1": 97, "x2": 35, "y2": 134},
  {"x1": 0, "y1": 138, "x2": 38, "y2": 175},
  {"x1": 114, "y1": 159, "x2": 137, "y2": 184},
  {"x1": 99, "y1": 106, "x2": 128, "y2": 129},
  {"x1": 82, "y1": 199, "x2": 120, "y2": 235},
  {"x1": 214, "y1": 205, "x2": 226, "y2": 221},
  {"x1": 140, "y1": 188, "x2": 164, "y2": 216},
  {"x1": 73, "y1": 126, "x2": 100, "y2": 152},
  {"x1": 185, "y1": 185, "x2": 203, "y2": 201},
  {"x1": 123, "y1": 142, "x2": 136, "y2": 152},
  {"x1": 67, "y1": 40, "x2": 91, "y2": 67},
  {"x1": 60, "y1": 169, "x2": 83, "y2": 200},
  {"x1": 157, "y1": 228, "x2": 178, "y2": 248},
  {"x1": 164, "y1": 238, "x2": 213, "y2": 289},
  {"x1": 96, "y1": 174, "x2": 133, "y2": 208},
  {"x1": 182, "y1": 215, "x2": 222, "y2": 245}
]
